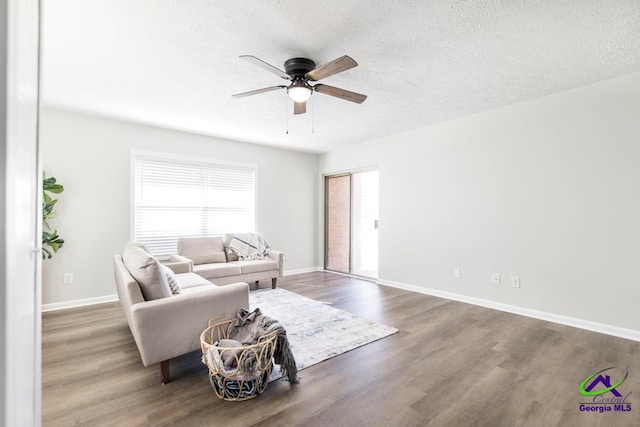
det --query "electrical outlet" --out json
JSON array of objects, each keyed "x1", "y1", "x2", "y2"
[
  {"x1": 491, "y1": 273, "x2": 500, "y2": 285},
  {"x1": 63, "y1": 273, "x2": 73, "y2": 285},
  {"x1": 284, "y1": 253, "x2": 290, "y2": 261},
  {"x1": 510, "y1": 276, "x2": 521, "y2": 288},
  {"x1": 453, "y1": 268, "x2": 462, "y2": 279}
]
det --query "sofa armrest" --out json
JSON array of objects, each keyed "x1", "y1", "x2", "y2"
[
  {"x1": 130, "y1": 282, "x2": 249, "y2": 366},
  {"x1": 169, "y1": 254, "x2": 193, "y2": 271},
  {"x1": 267, "y1": 249, "x2": 284, "y2": 277},
  {"x1": 163, "y1": 260, "x2": 191, "y2": 274}
]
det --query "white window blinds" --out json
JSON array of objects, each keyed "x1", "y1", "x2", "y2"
[{"x1": 132, "y1": 153, "x2": 256, "y2": 256}]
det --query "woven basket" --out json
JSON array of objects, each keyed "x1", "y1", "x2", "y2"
[{"x1": 200, "y1": 315, "x2": 278, "y2": 401}]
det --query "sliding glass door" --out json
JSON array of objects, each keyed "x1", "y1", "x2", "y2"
[
  {"x1": 325, "y1": 170, "x2": 379, "y2": 278},
  {"x1": 325, "y1": 175, "x2": 351, "y2": 273},
  {"x1": 351, "y1": 170, "x2": 379, "y2": 277}
]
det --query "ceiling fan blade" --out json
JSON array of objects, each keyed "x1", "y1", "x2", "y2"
[
  {"x1": 314, "y1": 84, "x2": 367, "y2": 104},
  {"x1": 294, "y1": 101, "x2": 307, "y2": 115},
  {"x1": 240, "y1": 55, "x2": 291, "y2": 80},
  {"x1": 232, "y1": 85, "x2": 286, "y2": 98},
  {"x1": 305, "y1": 55, "x2": 358, "y2": 81}
]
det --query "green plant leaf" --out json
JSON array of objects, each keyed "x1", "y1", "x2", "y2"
[
  {"x1": 43, "y1": 175, "x2": 56, "y2": 186},
  {"x1": 44, "y1": 184, "x2": 64, "y2": 194},
  {"x1": 42, "y1": 174, "x2": 65, "y2": 260}
]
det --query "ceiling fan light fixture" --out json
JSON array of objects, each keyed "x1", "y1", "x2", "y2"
[{"x1": 287, "y1": 80, "x2": 312, "y2": 102}]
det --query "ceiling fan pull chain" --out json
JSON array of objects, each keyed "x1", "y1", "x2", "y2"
[
  {"x1": 312, "y1": 95, "x2": 315, "y2": 134},
  {"x1": 285, "y1": 98, "x2": 289, "y2": 135}
]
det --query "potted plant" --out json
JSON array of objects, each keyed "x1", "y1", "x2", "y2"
[{"x1": 42, "y1": 174, "x2": 64, "y2": 259}]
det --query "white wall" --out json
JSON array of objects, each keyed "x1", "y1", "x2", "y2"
[
  {"x1": 41, "y1": 108, "x2": 319, "y2": 305},
  {"x1": 320, "y1": 72, "x2": 640, "y2": 332}
]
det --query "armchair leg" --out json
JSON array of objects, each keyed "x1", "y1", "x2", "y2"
[
  {"x1": 272, "y1": 278, "x2": 277, "y2": 289},
  {"x1": 160, "y1": 360, "x2": 171, "y2": 385}
]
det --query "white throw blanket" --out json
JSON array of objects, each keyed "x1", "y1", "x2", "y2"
[{"x1": 229, "y1": 233, "x2": 270, "y2": 260}]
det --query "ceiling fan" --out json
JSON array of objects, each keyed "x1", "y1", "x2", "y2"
[{"x1": 232, "y1": 55, "x2": 367, "y2": 115}]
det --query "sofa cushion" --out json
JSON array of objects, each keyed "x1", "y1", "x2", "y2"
[
  {"x1": 234, "y1": 260, "x2": 279, "y2": 274},
  {"x1": 176, "y1": 272, "x2": 215, "y2": 290},
  {"x1": 193, "y1": 262, "x2": 242, "y2": 280},
  {"x1": 224, "y1": 233, "x2": 239, "y2": 262},
  {"x1": 162, "y1": 265, "x2": 182, "y2": 294},
  {"x1": 122, "y1": 246, "x2": 171, "y2": 301},
  {"x1": 177, "y1": 237, "x2": 226, "y2": 265}
]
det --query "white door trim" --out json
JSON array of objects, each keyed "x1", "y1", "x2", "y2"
[{"x1": 1, "y1": 0, "x2": 41, "y2": 425}]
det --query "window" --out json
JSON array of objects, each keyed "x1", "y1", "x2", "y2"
[{"x1": 132, "y1": 152, "x2": 256, "y2": 256}]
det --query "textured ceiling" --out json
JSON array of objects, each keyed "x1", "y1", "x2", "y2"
[{"x1": 42, "y1": 1, "x2": 640, "y2": 153}]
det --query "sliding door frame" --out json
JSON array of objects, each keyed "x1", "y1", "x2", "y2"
[{"x1": 323, "y1": 166, "x2": 379, "y2": 279}]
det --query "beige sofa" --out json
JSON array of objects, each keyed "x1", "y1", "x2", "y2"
[
  {"x1": 170, "y1": 236, "x2": 284, "y2": 289},
  {"x1": 113, "y1": 244, "x2": 249, "y2": 383}
]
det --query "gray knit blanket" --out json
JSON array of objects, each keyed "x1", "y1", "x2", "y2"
[
  {"x1": 228, "y1": 233, "x2": 270, "y2": 260},
  {"x1": 227, "y1": 308, "x2": 299, "y2": 383}
]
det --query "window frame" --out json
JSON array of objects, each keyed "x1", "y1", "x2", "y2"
[{"x1": 129, "y1": 150, "x2": 258, "y2": 257}]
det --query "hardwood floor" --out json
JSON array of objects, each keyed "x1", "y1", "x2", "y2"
[{"x1": 43, "y1": 272, "x2": 640, "y2": 426}]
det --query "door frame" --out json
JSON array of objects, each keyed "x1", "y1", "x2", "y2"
[
  {"x1": 1, "y1": 0, "x2": 42, "y2": 424},
  {"x1": 323, "y1": 166, "x2": 379, "y2": 279}
]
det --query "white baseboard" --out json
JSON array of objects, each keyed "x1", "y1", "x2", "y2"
[
  {"x1": 283, "y1": 267, "x2": 323, "y2": 276},
  {"x1": 41, "y1": 269, "x2": 323, "y2": 312},
  {"x1": 376, "y1": 278, "x2": 640, "y2": 342},
  {"x1": 41, "y1": 294, "x2": 119, "y2": 313}
]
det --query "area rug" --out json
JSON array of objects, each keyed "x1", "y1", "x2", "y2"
[{"x1": 248, "y1": 288, "x2": 398, "y2": 381}]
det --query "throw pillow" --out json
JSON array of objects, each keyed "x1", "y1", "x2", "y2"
[
  {"x1": 224, "y1": 233, "x2": 239, "y2": 262},
  {"x1": 122, "y1": 240, "x2": 150, "y2": 253},
  {"x1": 122, "y1": 245, "x2": 172, "y2": 301},
  {"x1": 162, "y1": 265, "x2": 182, "y2": 294}
]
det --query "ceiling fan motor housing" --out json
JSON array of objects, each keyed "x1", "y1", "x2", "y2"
[{"x1": 284, "y1": 58, "x2": 316, "y2": 78}]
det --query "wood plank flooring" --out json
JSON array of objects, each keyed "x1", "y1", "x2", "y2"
[{"x1": 42, "y1": 272, "x2": 640, "y2": 426}]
